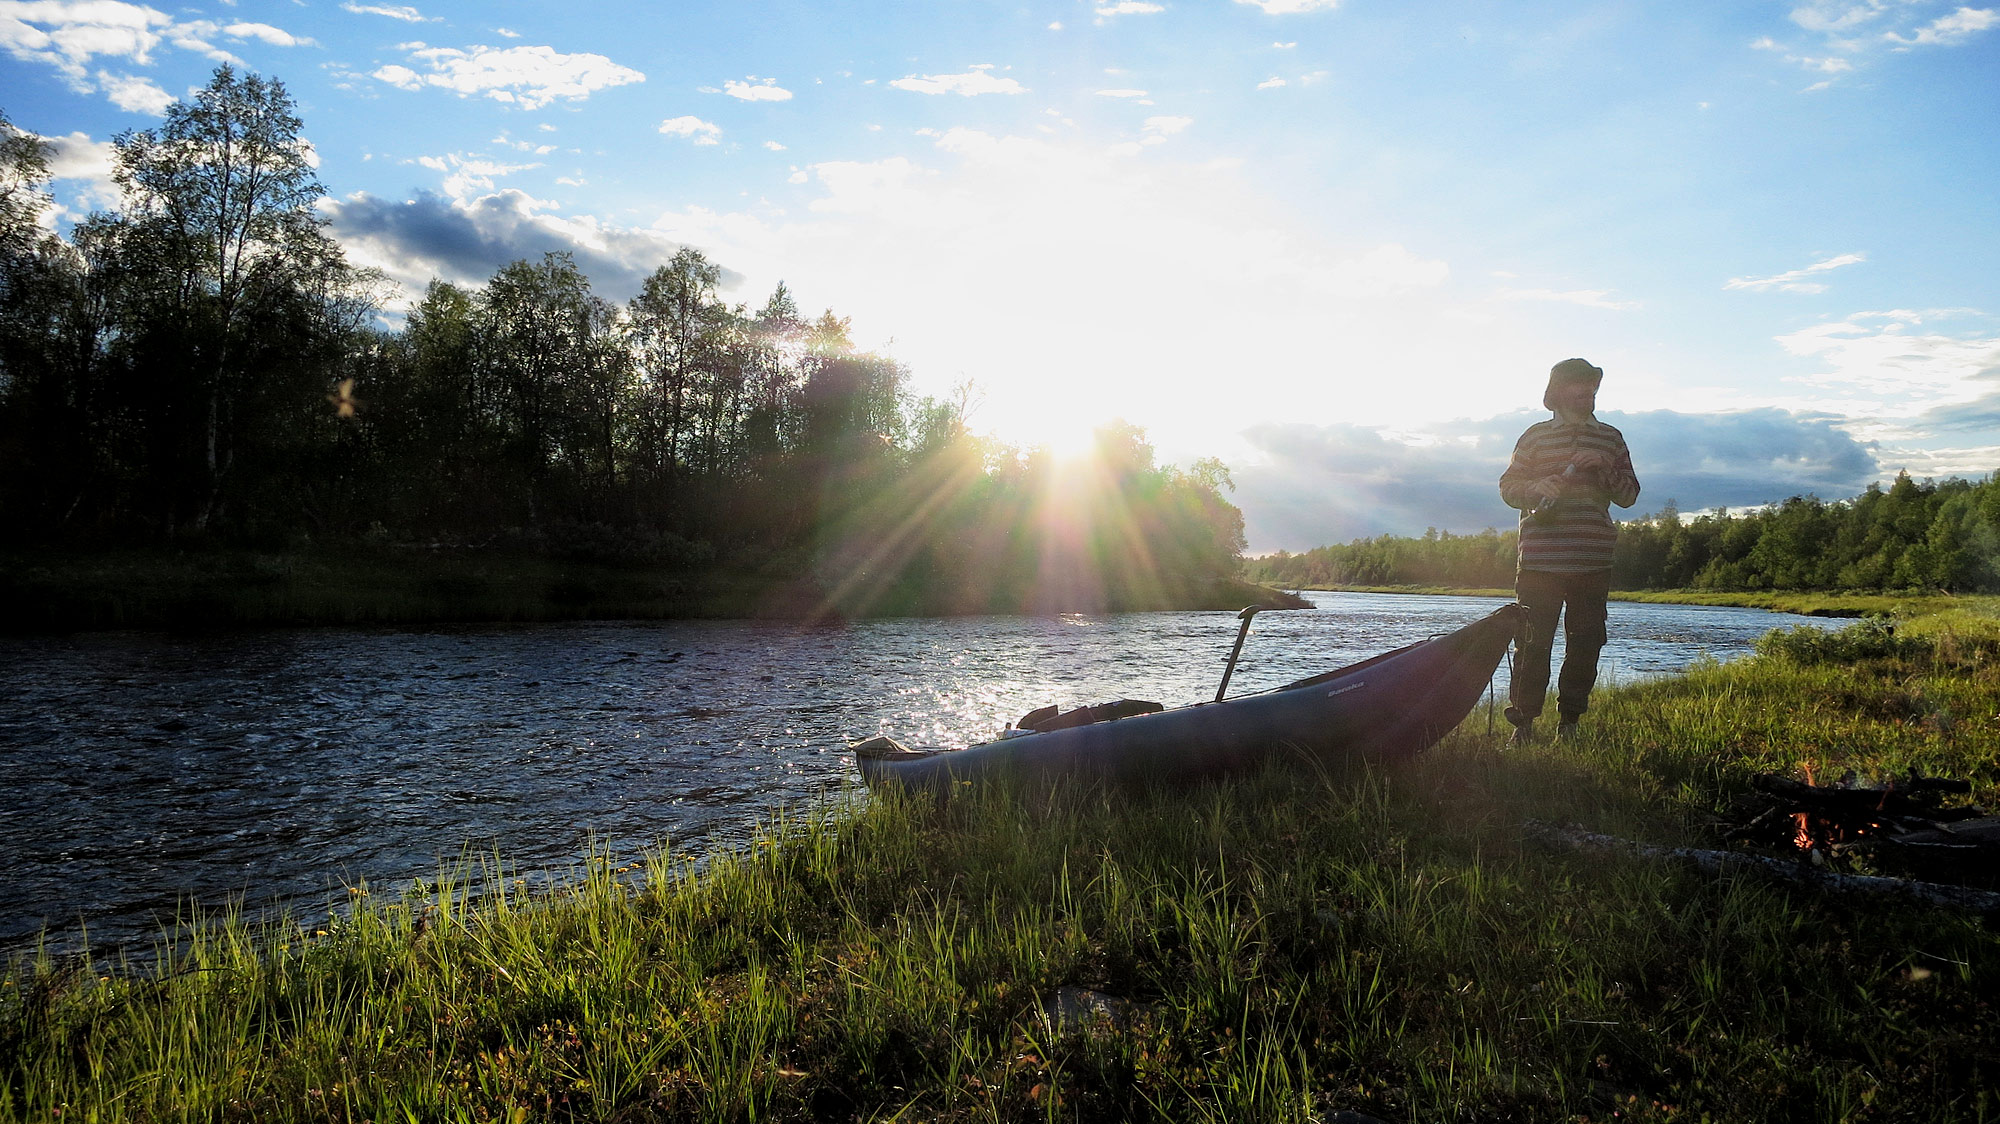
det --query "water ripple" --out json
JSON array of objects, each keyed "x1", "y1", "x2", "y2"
[{"x1": 0, "y1": 594, "x2": 1836, "y2": 954}]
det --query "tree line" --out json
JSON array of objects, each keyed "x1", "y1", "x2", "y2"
[
  {"x1": 1247, "y1": 470, "x2": 2000, "y2": 594},
  {"x1": 0, "y1": 69, "x2": 1247, "y2": 614}
]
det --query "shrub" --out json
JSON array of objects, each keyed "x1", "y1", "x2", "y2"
[{"x1": 1754, "y1": 619, "x2": 1929, "y2": 665}]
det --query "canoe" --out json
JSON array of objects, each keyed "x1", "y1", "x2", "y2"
[{"x1": 857, "y1": 602, "x2": 1524, "y2": 795}]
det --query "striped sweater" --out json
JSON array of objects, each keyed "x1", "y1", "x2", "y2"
[{"x1": 1499, "y1": 416, "x2": 1641, "y2": 574}]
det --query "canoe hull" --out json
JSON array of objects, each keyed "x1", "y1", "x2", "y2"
[{"x1": 859, "y1": 603, "x2": 1523, "y2": 795}]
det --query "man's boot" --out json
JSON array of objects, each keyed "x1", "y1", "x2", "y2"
[{"x1": 1504, "y1": 705, "x2": 1535, "y2": 746}]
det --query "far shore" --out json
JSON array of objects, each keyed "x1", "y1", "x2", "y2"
[
  {"x1": 0, "y1": 547, "x2": 1309, "y2": 633},
  {"x1": 10, "y1": 544, "x2": 1975, "y2": 633},
  {"x1": 1287, "y1": 582, "x2": 1997, "y2": 619}
]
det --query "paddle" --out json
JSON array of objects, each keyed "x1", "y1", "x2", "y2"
[{"x1": 1214, "y1": 605, "x2": 1261, "y2": 702}]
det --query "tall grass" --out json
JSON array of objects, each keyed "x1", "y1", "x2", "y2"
[{"x1": 7, "y1": 619, "x2": 2000, "y2": 1120}]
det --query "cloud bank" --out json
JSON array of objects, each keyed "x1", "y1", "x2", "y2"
[
  {"x1": 321, "y1": 189, "x2": 738, "y2": 306},
  {"x1": 1232, "y1": 408, "x2": 1882, "y2": 552}
]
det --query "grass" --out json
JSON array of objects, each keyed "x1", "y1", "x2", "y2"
[
  {"x1": 1610, "y1": 589, "x2": 2000, "y2": 620},
  {"x1": 7, "y1": 612, "x2": 2000, "y2": 1120}
]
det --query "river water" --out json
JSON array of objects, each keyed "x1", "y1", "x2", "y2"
[{"x1": 0, "y1": 593, "x2": 1842, "y2": 956}]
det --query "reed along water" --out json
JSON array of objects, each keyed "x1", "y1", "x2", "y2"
[{"x1": 0, "y1": 593, "x2": 1840, "y2": 955}]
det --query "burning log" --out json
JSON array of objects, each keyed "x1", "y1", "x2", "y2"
[
  {"x1": 1524, "y1": 821, "x2": 2000, "y2": 915},
  {"x1": 1722, "y1": 769, "x2": 1994, "y2": 876},
  {"x1": 1749, "y1": 772, "x2": 1976, "y2": 826}
]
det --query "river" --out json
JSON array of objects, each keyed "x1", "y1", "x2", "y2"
[{"x1": 0, "y1": 593, "x2": 1842, "y2": 956}]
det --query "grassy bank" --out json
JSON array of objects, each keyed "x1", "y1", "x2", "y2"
[
  {"x1": 0, "y1": 548, "x2": 1305, "y2": 631},
  {"x1": 7, "y1": 610, "x2": 2000, "y2": 1120}
]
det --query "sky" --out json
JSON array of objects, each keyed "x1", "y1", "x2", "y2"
[{"x1": 3, "y1": 0, "x2": 1998, "y2": 552}]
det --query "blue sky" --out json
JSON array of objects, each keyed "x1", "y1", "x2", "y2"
[{"x1": 4, "y1": 0, "x2": 1997, "y2": 550}]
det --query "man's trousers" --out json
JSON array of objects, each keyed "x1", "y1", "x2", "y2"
[{"x1": 1509, "y1": 568, "x2": 1611, "y2": 722}]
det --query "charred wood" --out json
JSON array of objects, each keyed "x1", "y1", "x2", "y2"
[{"x1": 1524, "y1": 820, "x2": 2000, "y2": 916}]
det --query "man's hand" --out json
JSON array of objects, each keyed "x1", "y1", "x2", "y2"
[
  {"x1": 1571, "y1": 450, "x2": 1611, "y2": 474},
  {"x1": 1532, "y1": 474, "x2": 1567, "y2": 504}
]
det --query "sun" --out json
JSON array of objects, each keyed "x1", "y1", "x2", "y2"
[{"x1": 976, "y1": 401, "x2": 1103, "y2": 461}]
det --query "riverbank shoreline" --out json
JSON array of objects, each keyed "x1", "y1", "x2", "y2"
[
  {"x1": 0, "y1": 548, "x2": 1309, "y2": 632},
  {"x1": 6, "y1": 600, "x2": 1998, "y2": 1119},
  {"x1": 1294, "y1": 581, "x2": 1998, "y2": 619}
]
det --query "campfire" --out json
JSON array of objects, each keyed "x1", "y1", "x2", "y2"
[
  {"x1": 1529, "y1": 765, "x2": 2000, "y2": 917},
  {"x1": 1720, "y1": 767, "x2": 2000, "y2": 887}
]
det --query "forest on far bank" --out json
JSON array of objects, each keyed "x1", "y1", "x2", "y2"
[
  {"x1": 0, "y1": 69, "x2": 1248, "y2": 616},
  {"x1": 1246, "y1": 469, "x2": 2000, "y2": 595}
]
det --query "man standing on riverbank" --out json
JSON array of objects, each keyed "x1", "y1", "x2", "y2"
[{"x1": 1498, "y1": 358, "x2": 1641, "y2": 743}]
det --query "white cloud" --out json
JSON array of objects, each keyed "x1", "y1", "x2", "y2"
[
  {"x1": 890, "y1": 67, "x2": 1026, "y2": 96},
  {"x1": 491, "y1": 135, "x2": 554, "y2": 155},
  {"x1": 151, "y1": 16, "x2": 317, "y2": 64},
  {"x1": 1776, "y1": 2, "x2": 1995, "y2": 82},
  {"x1": 494, "y1": 27, "x2": 520, "y2": 38},
  {"x1": 1789, "y1": 1, "x2": 1893, "y2": 34},
  {"x1": 223, "y1": 21, "x2": 309, "y2": 46},
  {"x1": 1110, "y1": 118, "x2": 1190, "y2": 156},
  {"x1": 34, "y1": 129, "x2": 120, "y2": 217},
  {"x1": 412, "y1": 151, "x2": 542, "y2": 199},
  {"x1": 1886, "y1": 6, "x2": 1998, "y2": 45},
  {"x1": 0, "y1": 1, "x2": 309, "y2": 112},
  {"x1": 341, "y1": 3, "x2": 434, "y2": 22},
  {"x1": 1094, "y1": 1, "x2": 1163, "y2": 16},
  {"x1": 1234, "y1": 0, "x2": 1342, "y2": 12},
  {"x1": 1096, "y1": 88, "x2": 1148, "y2": 98},
  {"x1": 1773, "y1": 309, "x2": 2000, "y2": 419},
  {"x1": 1725, "y1": 251, "x2": 1866, "y2": 293},
  {"x1": 1273, "y1": 40, "x2": 1297, "y2": 48},
  {"x1": 763, "y1": 140, "x2": 786, "y2": 151},
  {"x1": 659, "y1": 115, "x2": 722, "y2": 145},
  {"x1": 1257, "y1": 76, "x2": 1287, "y2": 89},
  {"x1": 1048, "y1": 20, "x2": 1063, "y2": 29},
  {"x1": 1495, "y1": 286, "x2": 1640, "y2": 311},
  {"x1": 724, "y1": 77, "x2": 793, "y2": 102},
  {"x1": 0, "y1": 0, "x2": 171, "y2": 80},
  {"x1": 162, "y1": 24, "x2": 243, "y2": 65},
  {"x1": 371, "y1": 43, "x2": 644, "y2": 109},
  {"x1": 97, "y1": 69, "x2": 172, "y2": 113},
  {"x1": 39, "y1": 130, "x2": 116, "y2": 181}
]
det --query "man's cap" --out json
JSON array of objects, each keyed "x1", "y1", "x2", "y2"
[{"x1": 1544, "y1": 357, "x2": 1603, "y2": 410}]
